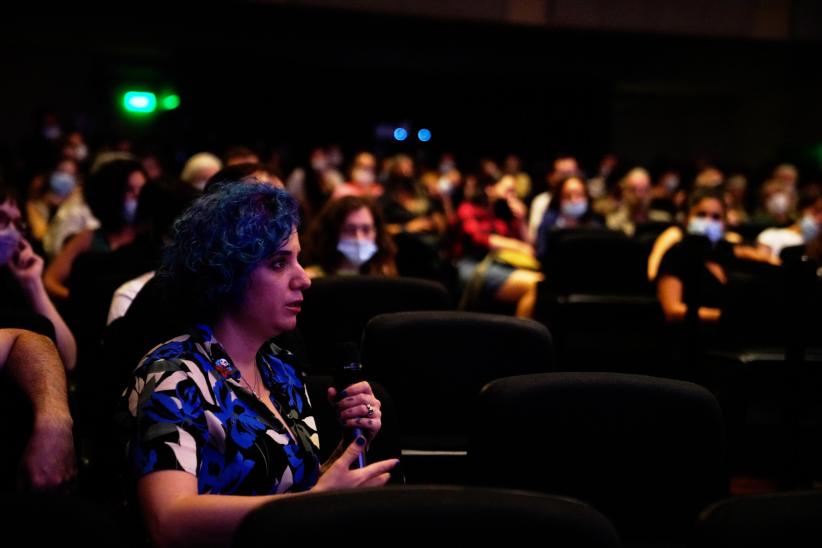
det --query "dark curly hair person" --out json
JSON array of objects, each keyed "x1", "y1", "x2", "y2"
[
  {"x1": 119, "y1": 183, "x2": 397, "y2": 547},
  {"x1": 301, "y1": 195, "x2": 397, "y2": 278}
]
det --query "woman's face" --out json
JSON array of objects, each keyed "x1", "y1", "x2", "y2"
[
  {"x1": 560, "y1": 178, "x2": 587, "y2": 205},
  {"x1": 126, "y1": 170, "x2": 147, "y2": 202},
  {"x1": 340, "y1": 207, "x2": 376, "y2": 243},
  {"x1": 688, "y1": 197, "x2": 725, "y2": 224},
  {"x1": 236, "y1": 230, "x2": 311, "y2": 338}
]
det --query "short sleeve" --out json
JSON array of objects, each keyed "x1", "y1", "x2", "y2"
[
  {"x1": 125, "y1": 358, "x2": 209, "y2": 478},
  {"x1": 656, "y1": 242, "x2": 686, "y2": 282}
]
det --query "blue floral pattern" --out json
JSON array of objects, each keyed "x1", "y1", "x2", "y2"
[{"x1": 120, "y1": 325, "x2": 320, "y2": 495}]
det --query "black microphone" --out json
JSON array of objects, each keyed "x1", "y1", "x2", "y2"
[{"x1": 334, "y1": 342, "x2": 366, "y2": 469}]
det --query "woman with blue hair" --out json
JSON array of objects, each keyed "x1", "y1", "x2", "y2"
[{"x1": 120, "y1": 183, "x2": 397, "y2": 547}]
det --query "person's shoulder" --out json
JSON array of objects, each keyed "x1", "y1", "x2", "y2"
[{"x1": 137, "y1": 333, "x2": 199, "y2": 371}]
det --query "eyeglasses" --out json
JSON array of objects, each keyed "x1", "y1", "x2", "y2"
[
  {"x1": 694, "y1": 211, "x2": 723, "y2": 221},
  {"x1": 0, "y1": 210, "x2": 27, "y2": 232}
]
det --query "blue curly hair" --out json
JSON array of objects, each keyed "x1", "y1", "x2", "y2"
[{"x1": 159, "y1": 182, "x2": 300, "y2": 321}]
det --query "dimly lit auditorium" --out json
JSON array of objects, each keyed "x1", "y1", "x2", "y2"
[{"x1": 2, "y1": 2, "x2": 822, "y2": 546}]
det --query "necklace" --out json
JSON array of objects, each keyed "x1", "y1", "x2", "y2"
[{"x1": 240, "y1": 368, "x2": 262, "y2": 400}]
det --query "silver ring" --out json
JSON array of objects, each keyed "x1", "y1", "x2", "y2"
[{"x1": 366, "y1": 403, "x2": 375, "y2": 417}]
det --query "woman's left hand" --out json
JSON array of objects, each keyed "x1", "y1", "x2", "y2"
[{"x1": 327, "y1": 381, "x2": 382, "y2": 442}]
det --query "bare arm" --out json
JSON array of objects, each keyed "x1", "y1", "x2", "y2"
[
  {"x1": 488, "y1": 234, "x2": 535, "y2": 256},
  {"x1": 8, "y1": 239, "x2": 77, "y2": 370},
  {"x1": 0, "y1": 329, "x2": 75, "y2": 491},
  {"x1": 648, "y1": 226, "x2": 682, "y2": 281},
  {"x1": 138, "y1": 439, "x2": 397, "y2": 548},
  {"x1": 734, "y1": 244, "x2": 780, "y2": 265},
  {"x1": 657, "y1": 274, "x2": 721, "y2": 323},
  {"x1": 43, "y1": 229, "x2": 93, "y2": 300}
]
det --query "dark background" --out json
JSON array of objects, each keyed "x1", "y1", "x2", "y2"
[{"x1": 2, "y1": 2, "x2": 822, "y2": 184}]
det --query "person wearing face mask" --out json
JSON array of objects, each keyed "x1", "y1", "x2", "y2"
[
  {"x1": 534, "y1": 175, "x2": 603, "y2": 263},
  {"x1": 25, "y1": 159, "x2": 80, "y2": 244},
  {"x1": 331, "y1": 152, "x2": 384, "y2": 201},
  {"x1": 44, "y1": 159, "x2": 147, "y2": 301},
  {"x1": 754, "y1": 179, "x2": 796, "y2": 227},
  {"x1": 455, "y1": 174, "x2": 543, "y2": 317},
  {"x1": 0, "y1": 183, "x2": 77, "y2": 371},
  {"x1": 656, "y1": 188, "x2": 736, "y2": 323},
  {"x1": 756, "y1": 190, "x2": 822, "y2": 261},
  {"x1": 302, "y1": 196, "x2": 397, "y2": 278}
]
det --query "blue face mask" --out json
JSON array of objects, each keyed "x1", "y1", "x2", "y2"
[
  {"x1": 0, "y1": 226, "x2": 21, "y2": 265},
  {"x1": 49, "y1": 171, "x2": 77, "y2": 198},
  {"x1": 800, "y1": 215, "x2": 819, "y2": 242},
  {"x1": 122, "y1": 198, "x2": 138, "y2": 224},
  {"x1": 688, "y1": 217, "x2": 724, "y2": 244},
  {"x1": 561, "y1": 200, "x2": 588, "y2": 219}
]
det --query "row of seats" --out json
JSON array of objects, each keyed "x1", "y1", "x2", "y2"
[{"x1": 5, "y1": 486, "x2": 821, "y2": 546}]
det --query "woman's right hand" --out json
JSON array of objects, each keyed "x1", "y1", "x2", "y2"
[{"x1": 313, "y1": 437, "x2": 398, "y2": 492}]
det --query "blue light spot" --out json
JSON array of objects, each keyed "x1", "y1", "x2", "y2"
[
  {"x1": 394, "y1": 128, "x2": 408, "y2": 141},
  {"x1": 417, "y1": 128, "x2": 431, "y2": 142}
]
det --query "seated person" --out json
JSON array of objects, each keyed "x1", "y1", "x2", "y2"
[
  {"x1": 757, "y1": 188, "x2": 822, "y2": 261},
  {"x1": 1, "y1": 183, "x2": 76, "y2": 370},
  {"x1": 44, "y1": 159, "x2": 147, "y2": 301},
  {"x1": 0, "y1": 328, "x2": 75, "y2": 492},
  {"x1": 119, "y1": 183, "x2": 397, "y2": 547},
  {"x1": 455, "y1": 174, "x2": 543, "y2": 317},
  {"x1": 301, "y1": 196, "x2": 397, "y2": 278},
  {"x1": 656, "y1": 188, "x2": 737, "y2": 323},
  {"x1": 535, "y1": 174, "x2": 604, "y2": 263}
]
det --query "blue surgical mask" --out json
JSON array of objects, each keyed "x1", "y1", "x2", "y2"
[
  {"x1": 688, "y1": 217, "x2": 724, "y2": 244},
  {"x1": 0, "y1": 226, "x2": 21, "y2": 265},
  {"x1": 800, "y1": 214, "x2": 819, "y2": 242},
  {"x1": 49, "y1": 171, "x2": 77, "y2": 198},
  {"x1": 561, "y1": 200, "x2": 588, "y2": 219},
  {"x1": 122, "y1": 198, "x2": 138, "y2": 224},
  {"x1": 337, "y1": 238, "x2": 377, "y2": 267}
]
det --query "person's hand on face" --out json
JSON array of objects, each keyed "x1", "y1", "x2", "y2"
[{"x1": 7, "y1": 238, "x2": 44, "y2": 285}]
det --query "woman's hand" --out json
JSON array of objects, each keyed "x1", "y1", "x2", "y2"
[
  {"x1": 7, "y1": 239, "x2": 44, "y2": 289},
  {"x1": 327, "y1": 381, "x2": 382, "y2": 442},
  {"x1": 314, "y1": 436, "x2": 398, "y2": 492}
]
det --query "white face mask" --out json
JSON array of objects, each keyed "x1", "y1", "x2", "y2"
[
  {"x1": 766, "y1": 192, "x2": 790, "y2": 215},
  {"x1": 0, "y1": 226, "x2": 21, "y2": 265},
  {"x1": 437, "y1": 176, "x2": 454, "y2": 195},
  {"x1": 72, "y1": 144, "x2": 88, "y2": 162},
  {"x1": 337, "y1": 237, "x2": 378, "y2": 267},
  {"x1": 662, "y1": 175, "x2": 680, "y2": 193},
  {"x1": 352, "y1": 168, "x2": 375, "y2": 186},
  {"x1": 687, "y1": 217, "x2": 724, "y2": 244}
]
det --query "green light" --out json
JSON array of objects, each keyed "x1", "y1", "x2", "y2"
[
  {"x1": 123, "y1": 91, "x2": 157, "y2": 113},
  {"x1": 161, "y1": 94, "x2": 181, "y2": 110}
]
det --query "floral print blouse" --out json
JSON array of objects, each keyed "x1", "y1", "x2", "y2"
[{"x1": 120, "y1": 324, "x2": 321, "y2": 495}]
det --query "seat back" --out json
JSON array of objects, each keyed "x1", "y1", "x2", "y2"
[
  {"x1": 695, "y1": 490, "x2": 822, "y2": 548},
  {"x1": 469, "y1": 372, "x2": 728, "y2": 541},
  {"x1": 361, "y1": 311, "x2": 554, "y2": 452},
  {"x1": 297, "y1": 275, "x2": 452, "y2": 373},
  {"x1": 542, "y1": 229, "x2": 651, "y2": 295},
  {"x1": 233, "y1": 486, "x2": 622, "y2": 544}
]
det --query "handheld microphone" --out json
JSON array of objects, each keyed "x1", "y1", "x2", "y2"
[{"x1": 334, "y1": 342, "x2": 366, "y2": 469}]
